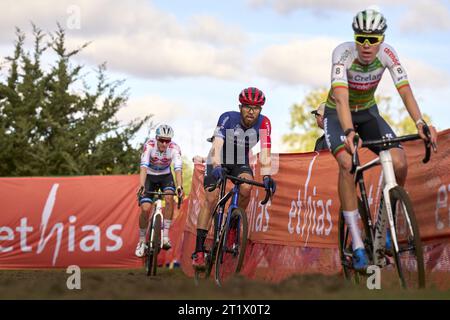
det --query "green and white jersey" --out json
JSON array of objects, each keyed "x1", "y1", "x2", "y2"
[{"x1": 326, "y1": 42, "x2": 409, "y2": 111}]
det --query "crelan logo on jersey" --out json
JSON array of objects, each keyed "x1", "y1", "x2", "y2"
[{"x1": 0, "y1": 184, "x2": 123, "y2": 265}]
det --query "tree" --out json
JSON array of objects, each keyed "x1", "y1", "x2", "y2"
[
  {"x1": 282, "y1": 88, "x2": 328, "y2": 152},
  {"x1": 0, "y1": 24, "x2": 152, "y2": 176},
  {"x1": 283, "y1": 89, "x2": 432, "y2": 152}
]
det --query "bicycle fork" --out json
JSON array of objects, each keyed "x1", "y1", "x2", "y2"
[
  {"x1": 149, "y1": 200, "x2": 164, "y2": 250},
  {"x1": 378, "y1": 150, "x2": 413, "y2": 256}
]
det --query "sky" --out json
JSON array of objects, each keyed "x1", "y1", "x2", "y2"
[{"x1": 0, "y1": 0, "x2": 449, "y2": 161}]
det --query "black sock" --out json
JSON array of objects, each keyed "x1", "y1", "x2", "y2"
[{"x1": 195, "y1": 228, "x2": 208, "y2": 253}]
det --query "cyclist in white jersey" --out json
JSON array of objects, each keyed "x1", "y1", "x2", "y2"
[
  {"x1": 135, "y1": 124, "x2": 184, "y2": 257},
  {"x1": 324, "y1": 8, "x2": 438, "y2": 270}
]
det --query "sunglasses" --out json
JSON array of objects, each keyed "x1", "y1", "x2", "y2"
[
  {"x1": 354, "y1": 34, "x2": 384, "y2": 46},
  {"x1": 240, "y1": 104, "x2": 262, "y2": 112},
  {"x1": 157, "y1": 138, "x2": 171, "y2": 144}
]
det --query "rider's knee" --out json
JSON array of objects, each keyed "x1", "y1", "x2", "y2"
[
  {"x1": 240, "y1": 183, "x2": 252, "y2": 198},
  {"x1": 141, "y1": 202, "x2": 152, "y2": 214},
  {"x1": 337, "y1": 154, "x2": 353, "y2": 176},
  {"x1": 205, "y1": 189, "x2": 218, "y2": 207},
  {"x1": 392, "y1": 149, "x2": 407, "y2": 173},
  {"x1": 165, "y1": 195, "x2": 174, "y2": 206}
]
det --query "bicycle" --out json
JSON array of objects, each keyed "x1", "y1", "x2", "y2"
[
  {"x1": 143, "y1": 190, "x2": 182, "y2": 276},
  {"x1": 338, "y1": 130, "x2": 434, "y2": 289},
  {"x1": 194, "y1": 171, "x2": 272, "y2": 287}
]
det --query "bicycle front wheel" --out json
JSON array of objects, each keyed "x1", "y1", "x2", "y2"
[
  {"x1": 214, "y1": 208, "x2": 248, "y2": 286},
  {"x1": 338, "y1": 199, "x2": 368, "y2": 284},
  {"x1": 390, "y1": 186, "x2": 425, "y2": 289},
  {"x1": 145, "y1": 214, "x2": 161, "y2": 276}
]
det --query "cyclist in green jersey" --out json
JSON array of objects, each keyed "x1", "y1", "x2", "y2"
[{"x1": 324, "y1": 8, "x2": 438, "y2": 271}]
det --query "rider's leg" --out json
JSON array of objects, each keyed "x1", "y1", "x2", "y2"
[
  {"x1": 139, "y1": 202, "x2": 153, "y2": 240},
  {"x1": 136, "y1": 201, "x2": 153, "y2": 257},
  {"x1": 163, "y1": 191, "x2": 175, "y2": 246},
  {"x1": 390, "y1": 147, "x2": 408, "y2": 187},
  {"x1": 237, "y1": 172, "x2": 253, "y2": 210},
  {"x1": 336, "y1": 151, "x2": 364, "y2": 251}
]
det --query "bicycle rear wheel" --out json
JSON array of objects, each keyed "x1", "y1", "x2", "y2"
[
  {"x1": 214, "y1": 208, "x2": 248, "y2": 287},
  {"x1": 145, "y1": 214, "x2": 161, "y2": 276},
  {"x1": 390, "y1": 186, "x2": 425, "y2": 289}
]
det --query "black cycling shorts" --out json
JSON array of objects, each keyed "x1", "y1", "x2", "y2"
[
  {"x1": 138, "y1": 173, "x2": 175, "y2": 205},
  {"x1": 203, "y1": 163, "x2": 253, "y2": 190},
  {"x1": 323, "y1": 105, "x2": 401, "y2": 155}
]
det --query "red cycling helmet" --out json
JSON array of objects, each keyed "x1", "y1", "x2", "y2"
[{"x1": 239, "y1": 87, "x2": 266, "y2": 107}]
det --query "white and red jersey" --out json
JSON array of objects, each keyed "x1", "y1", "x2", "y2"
[{"x1": 140, "y1": 138, "x2": 182, "y2": 175}]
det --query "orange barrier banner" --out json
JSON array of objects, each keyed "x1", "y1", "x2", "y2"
[
  {"x1": 181, "y1": 129, "x2": 450, "y2": 280},
  {"x1": 185, "y1": 129, "x2": 450, "y2": 246},
  {"x1": 0, "y1": 175, "x2": 185, "y2": 268}
]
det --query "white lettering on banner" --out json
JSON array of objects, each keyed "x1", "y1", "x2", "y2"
[
  {"x1": 435, "y1": 184, "x2": 450, "y2": 230},
  {"x1": 248, "y1": 189, "x2": 270, "y2": 233},
  {"x1": 0, "y1": 226, "x2": 14, "y2": 252},
  {"x1": 0, "y1": 183, "x2": 124, "y2": 265},
  {"x1": 80, "y1": 225, "x2": 101, "y2": 252},
  {"x1": 287, "y1": 155, "x2": 333, "y2": 245},
  {"x1": 37, "y1": 184, "x2": 63, "y2": 265}
]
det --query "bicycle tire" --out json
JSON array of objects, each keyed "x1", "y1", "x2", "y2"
[
  {"x1": 145, "y1": 217, "x2": 154, "y2": 276},
  {"x1": 206, "y1": 212, "x2": 221, "y2": 278},
  {"x1": 214, "y1": 208, "x2": 248, "y2": 286},
  {"x1": 390, "y1": 186, "x2": 425, "y2": 289},
  {"x1": 146, "y1": 214, "x2": 161, "y2": 276},
  {"x1": 338, "y1": 199, "x2": 368, "y2": 284}
]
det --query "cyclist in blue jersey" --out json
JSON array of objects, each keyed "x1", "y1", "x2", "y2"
[{"x1": 192, "y1": 87, "x2": 276, "y2": 270}]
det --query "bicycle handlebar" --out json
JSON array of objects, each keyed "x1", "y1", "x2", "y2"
[
  {"x1": 138, "y1": 190, "x2": 183, "y2": 210},
  {"x1": 350, "y1": 129, "x2": 434, "y2": 173},
  {"x1": 207, "y1": 174, "x2": 272, "y2": 205}
]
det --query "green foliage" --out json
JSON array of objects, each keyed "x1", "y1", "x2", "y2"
[
  {"x1": 0, "y1": 24, "x2": 152, "y2": 176},
  {"x1": 377, "y1": 96, "x2": 432, "y2": 136},
  {"x1": 282, "y1": 88, "x2": 328, "y2": 152}
]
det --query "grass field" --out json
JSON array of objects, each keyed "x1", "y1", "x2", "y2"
[{"x1": 1, "y1": 268, "x2": 449, "y2": 300}]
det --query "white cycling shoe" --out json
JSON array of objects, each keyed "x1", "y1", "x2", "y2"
[{"x1": 135, "y1": 240, "x2": 147, "y2": 257}]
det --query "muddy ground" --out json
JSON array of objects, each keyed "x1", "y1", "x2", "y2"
[{"x1": 0, "y1": 268, "x2": 449, "y2": 300}]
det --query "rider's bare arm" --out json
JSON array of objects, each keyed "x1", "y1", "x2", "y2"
[
  {"x1": 334, "y1": 87, "x2": 353, "y2": 132},
  {"x1": 210, "y1": 136, "x2": 224, "y2": 168},
  {"x1": 139, "y1": 166, "x2": 147, "y2": 188}
]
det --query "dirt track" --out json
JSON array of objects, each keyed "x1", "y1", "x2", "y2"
[{"x1": 1, "y1": 268, "x2": 449, "y2": 300}]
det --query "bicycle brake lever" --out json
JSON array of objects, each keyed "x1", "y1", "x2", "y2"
[{"x1": 260, "y1": 188, "x2": 271, "y2": 205}]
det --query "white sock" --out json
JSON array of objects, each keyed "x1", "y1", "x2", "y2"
[
  {"x1": 163, "y1": 220, "x2": 172, "y2": 240},
  {"x1": 139, "y1": 228, "x2": 146, "y2": 241},
  {"x1": 343, "y1": 209, "x2": 364, "y2": 251}
]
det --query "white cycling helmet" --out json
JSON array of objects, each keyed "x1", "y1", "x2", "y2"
[
  {"x1": 352, "y1": 8, "x2": 387, "y2": 34},
  {"x1": 155, "y1": 124, "x2": 174, "y2": 139}
]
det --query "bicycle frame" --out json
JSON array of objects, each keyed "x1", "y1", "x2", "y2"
[
  {"x1": 352, "y1": 133, "x2": 432, "y2": 267},
  {"x1": 148, "y1": 198, "x2": 164, "y2": 250},
  {"x1": 354, "y1": 150, "x2": 401, "y2": 266},
  {"x1": 210, "y1": 176, "x2": 242, "y2": 255},
  {"x1": 205, "y1": 173, "x2": 270, "y2": 271}
]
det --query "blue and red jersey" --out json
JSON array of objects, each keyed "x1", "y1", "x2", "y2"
[{"x1": 213, "y1": 111, "x2": 271, "y2": 164}]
